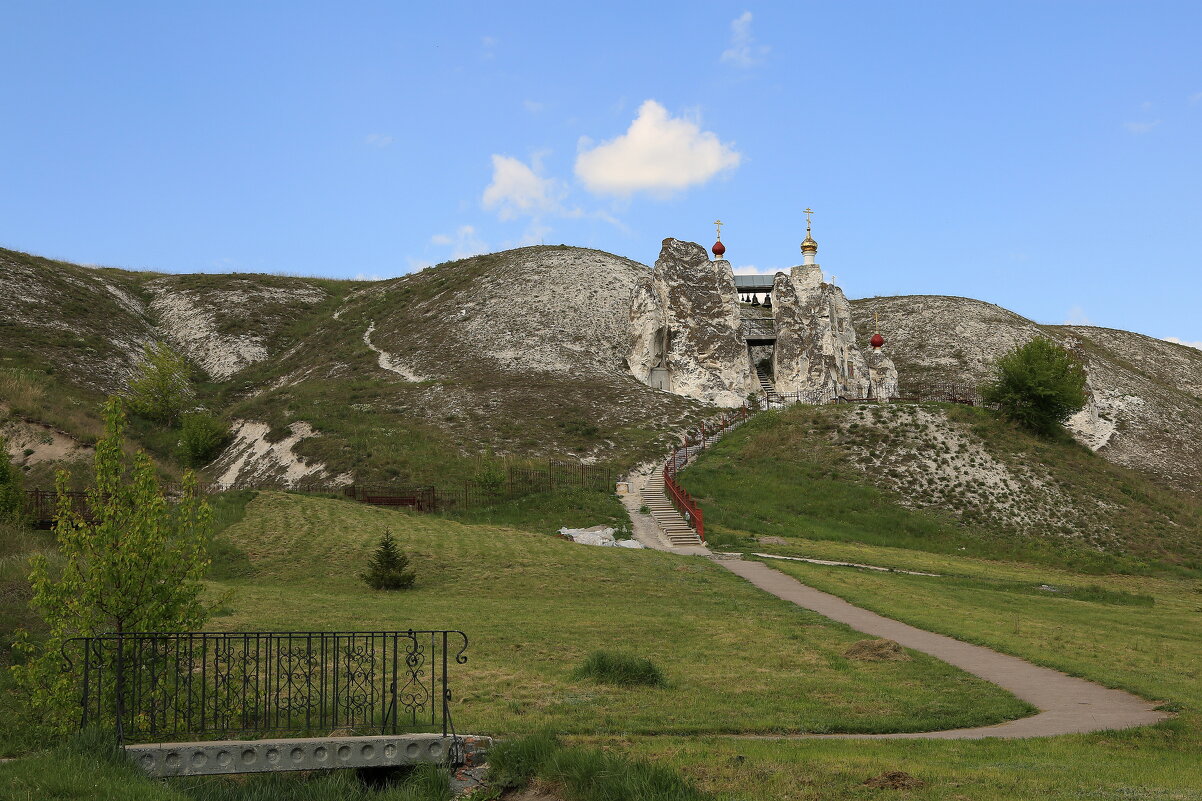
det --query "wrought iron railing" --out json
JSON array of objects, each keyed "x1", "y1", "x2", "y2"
[{"x1": 64, "y1": 630, "x2": 468, "y2": 744}]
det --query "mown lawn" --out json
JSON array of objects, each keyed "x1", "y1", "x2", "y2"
[
  {"x1": 199, "y1": 491, "x2": 1031, "y2": 738},
  {"x1": 604, "y1": 541, "x2": 1202, "y2": 800}
]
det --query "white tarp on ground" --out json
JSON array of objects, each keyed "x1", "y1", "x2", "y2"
[{"x1": 559, "y1": 525, "x2": 645, "y2": 549}]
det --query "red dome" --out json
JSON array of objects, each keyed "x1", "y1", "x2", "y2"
[
  {"x1": 870, "y1": 333, "x2": 885, "y2": 349},
  {"x1": 711, "y1": 240, "x2": 726, "y2": 256}
]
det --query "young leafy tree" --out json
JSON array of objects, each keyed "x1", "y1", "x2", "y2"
[
  {"x1": 982, "y1": 337, "x2": 1087, "y2": 437},
  {"x1": 178, "y1": 411, "x2": 231, "y2": 466},
  {"x1": 360, "y1": 530, "x2": 416, "y2": 591},
  {"x1": 126, "y1": 341, "x2": 193, "y2": 426},
  {"x1": 0, "y1": 434, "x2": 23, "y2": 524},
  {"x1": 12, "y1": 398, "x2": 213, "y2": 732}
]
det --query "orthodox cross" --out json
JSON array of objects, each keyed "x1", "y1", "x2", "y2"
[
  {"x1": 873, "y1": 311, "x2": 880, "y2": 334},
  {"x1": 714, "y1": 219, "x2": 724, "y2": 241},
  {"x1": 804, "y1": 207, "x2": 814, "y2": 234}
]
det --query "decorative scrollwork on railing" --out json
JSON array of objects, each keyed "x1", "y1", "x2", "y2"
[{"x1": 64, "y1": 630, "x2": 468, "y2": 745}]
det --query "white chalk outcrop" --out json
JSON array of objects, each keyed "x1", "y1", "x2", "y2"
[
  {"x1": 148, "y1": 279, "x2": 327, "y2": 380},
  {"x1": 772, "y1": 265, "x2": 897, "y2": 400},
  {"x1": 627, "y1": 238, "x2": 754, "y2": 407},
  {"x1": 210, "y1": 420, "x2": 352, "y2": 488}
]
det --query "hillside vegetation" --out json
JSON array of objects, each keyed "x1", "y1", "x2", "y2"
[
  {"x1": 1, "y1": 245, "x2": 707, "y2": 493},
  {"x1": 852, "y1": 295, "x2": 1202, "y2": 490},
  {"x1": 682, "y1": 402, "x2": 1202, "y2": 572}
]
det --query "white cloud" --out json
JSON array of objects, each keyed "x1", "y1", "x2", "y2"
[
  {"x1": 1124, "y1": 120, "x2": 1161, "y2": 134},
  {"x1": 721, "y1": 11, "x2": 769, "y2": 67},
  {"x1": 574, "y1": 100, "x2": 742, "y2": 197},
  {"x1": 1164, "y1": 336, "x2": 1202, "y2": 351},
  {"x1": 522, "y1": 99, "x2": 544, "y2": 114},
  {"x1": 431, "y1": 225, "x2": 488, "y2": 260},
  {"x1": 732, "y1": 264, "x2": 762, "y2": 275},
  {"x1": 1064, "y1": 306, "x2": 1092, "y2": 325},
  {"x1": 364, "y1": 133, "x2": 393, "y2": 148},
  {"x1": 482, "y1": 154, "x2": 565, "y2": 220}
]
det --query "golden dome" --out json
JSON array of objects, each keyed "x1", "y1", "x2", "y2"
[{"x1": 800, "y1": 235, "x2": 818, "y2": 254}]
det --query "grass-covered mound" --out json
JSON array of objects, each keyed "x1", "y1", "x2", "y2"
[
  {"x1": 681, "y1": 402, "x2": 1202, "y2": 573},
  {"x1": 200, "y1": 491, "x2": 1033, "y2": 737}
]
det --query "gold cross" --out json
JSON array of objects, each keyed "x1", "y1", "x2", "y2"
[
  {"x1": 714, "y1": 219, "x2": 724, "y2": 240},
  {"x1": 874, "y1": 311, "x2": 880, "y2": 334},
  {"x1": 804, "y1": 208, "x2": 814, "y2": 234}
]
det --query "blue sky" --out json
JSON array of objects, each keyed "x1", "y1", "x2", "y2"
[{"x1": 2, "y1": 1, "x2": 1200, "y2": 346}]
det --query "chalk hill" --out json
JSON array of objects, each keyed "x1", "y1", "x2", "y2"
[{"x1": 1, "y1": 244, "x2": 1199, "y2": 495}]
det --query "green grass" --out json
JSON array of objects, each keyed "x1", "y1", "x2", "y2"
[
  {"x1": 444, "y1": 487, "x2": 629, "y2": 535},
  {"x1": 681, "y1": 403, "x2": 1202, "y2": 574},
  {"x1": 200, "y1": 492, "x2": 1032, "y2": 737},
  {"x1": 597, "y1": 540, "x2": 1202, "y2": 800},
  {"x1": 572, "y1": 651, "x2": 666, "y2": 688},
  {"x1": 490, "y1": 732, "x2": 708, "y2": 801}
]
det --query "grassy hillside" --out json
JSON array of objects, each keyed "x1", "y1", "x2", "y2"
[
  {"x1": 195, "y1": 492, "x2": 1030, "y2": 738},
  {"x1": 2, "y1": 245, "x2": 710, "y2": 494},
  {"x1": 681, "y1": 402, "x2": 1202, "y2": 573}
]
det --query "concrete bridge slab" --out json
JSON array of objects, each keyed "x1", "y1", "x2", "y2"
[{"x1": 125, "y1": 733, "x2": 491, "y2": 778}]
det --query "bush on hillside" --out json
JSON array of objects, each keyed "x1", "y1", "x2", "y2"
[
  {"x1": 981, "y1": 338, "x2": 1087, "y2": 437},
  {"x1": 0, "y1": 434, "x2": 23, "y2": 524},
  {"x1": 360, "y1": 530, "x2": 416, "y2": 591},
  {"x1": 178, "y1": 412, "x2": 231, "y2": 467},
  {"x1": 125, "y1": 341, "x2": 194, "y2": 426},
  {"x1": 572, "y1": 650, "x2": 665, "y2": 687}
]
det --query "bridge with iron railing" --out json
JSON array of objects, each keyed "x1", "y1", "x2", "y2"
[{"x1": 63, "y1": 630, "x2": 489, "y2": 780}]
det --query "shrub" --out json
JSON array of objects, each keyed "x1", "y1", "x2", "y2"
[
  {"x1": 125, "y1": 341, "x2": 193, "y2": 425},
  {"x1": 0, "y1": 434, "x2": 23, "y2": 524},
  {"x1": 981, "y1": 338, "x2": 1087, "y2": 437},
  {"x1": 178, "y1": 412, "x2": 231, "y2": 466},
  {"x1": 360, "y1": 530, "x2": 416, "y2": 591},
  {"x1": 572, "y1": 650, "x2": 665, "y2": 687}
]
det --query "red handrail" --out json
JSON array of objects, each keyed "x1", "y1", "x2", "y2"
[{"x1": 660, "y1": 405, "x2": 749, "y2": 542}]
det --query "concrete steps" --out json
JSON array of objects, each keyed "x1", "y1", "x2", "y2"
[{"x1": 641, "y1": 472, "x2": 702, "y2": 547}]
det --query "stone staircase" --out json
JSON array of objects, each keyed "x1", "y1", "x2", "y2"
[
  {"x1": 641, "y1": 469, "x2": 703, "y2": 547},
  {"x1": 640, "y1": 416, "x2": 749, "y2": 549},
  {"x1": 756, "y1": 366, "x2": 780, "y2": 402}
]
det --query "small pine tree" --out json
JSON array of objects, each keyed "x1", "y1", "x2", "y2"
[
  {"x1": 126, "y1": 341, "x2": 194, "y2": 426},
  {"x1": 360, "y1": 530, "x2": 416, "y2": 591},
  {"x1": 0, "y1": 434, "x2": 23, "y2": 524}
]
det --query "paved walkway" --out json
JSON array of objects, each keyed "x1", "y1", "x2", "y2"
[{"x1": 721, "y1": 559, "x2": 1170, "y2": 738}]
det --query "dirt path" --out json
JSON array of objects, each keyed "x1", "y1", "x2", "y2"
[{"x1": 721, "y1": 559, "x2": 1169, "y2": 739}]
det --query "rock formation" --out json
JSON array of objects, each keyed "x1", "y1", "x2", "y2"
[
  {"x1": 772, "y1": 265, "x2": 896, "y2": 400},
  {"x1": 627, "y1": 238, "x2": 753, "y2": 407}
]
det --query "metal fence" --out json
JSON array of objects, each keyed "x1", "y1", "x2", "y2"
[
  {"x1": 23, "y1": 489, "x2": 90, "y2": 529},
  {"x1": 762, "y1": 382, "x2": 981, "y2": 410},
  {"x1": 64, "y1": 630, "x2": 468, "y2": 744}
]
